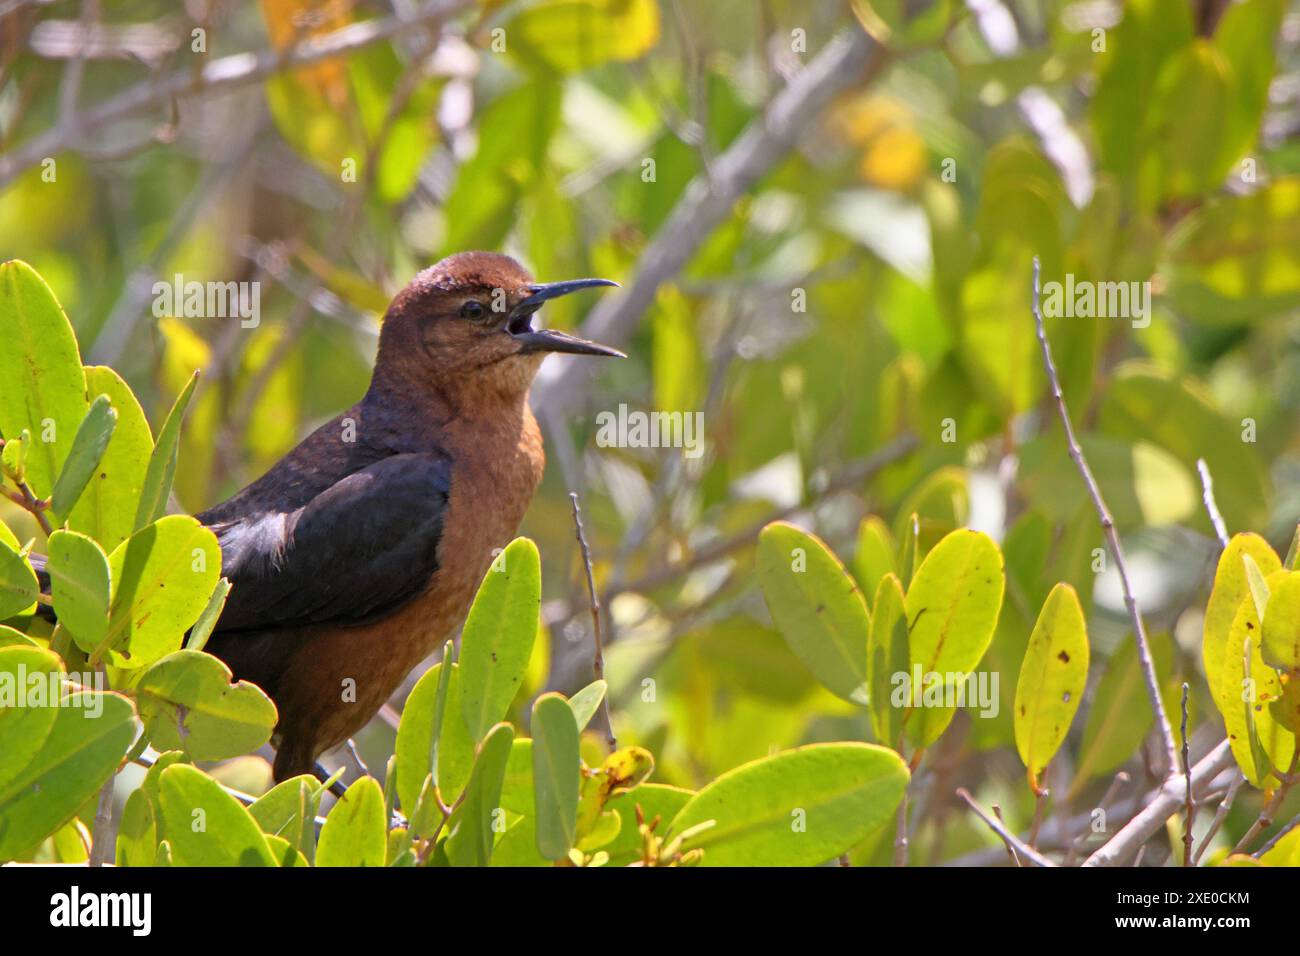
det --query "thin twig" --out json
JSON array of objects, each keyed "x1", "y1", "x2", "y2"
[
  {"x1": 1193, "y1": 774, "x2": 1244, "y2": 865},
  {"x1": 991, "y1": 804, "x2": 1021, "y2": 866},
  {"x1": 955, "y1": 788, "x2": 1056, "y2": 867},
  {"x1": 1232, "y1": 753, "x2": 1299, "y2": 854},
  {"x1": 893, "y1": 789, "x2": 909, "y2": 867},
  {"x1": 1083, "y1": 739, "x2": 1236, "y2": 866},
  {"x1": 1031, "y1": 257, "x2": 1179, "y2": 775},
  {"x1": 1254, "y1": 809, "x2": 1300, "y2": 858},
  {"x1": 1180, "y1": 683, "x2": 1194, "y2": 866},
  {"x1": 0, "y1": 0, "x2": 476, "y2": 187},
  {"x1": 88, "y1": 667, "x2": 115, "y2": 866},
  {"x1": 569, "y1": 492, "x2": 616, "y2": 751},
  {"x1": 1196, "y1": 459, "x2": 1230, "y2": 548},
  {"x1": 0, "y1": 473, "x2": 54, "y2": 536},
  {"x1": 1028, "y1": 788, "x2": 1049, "y2": 850},
  {"x1": 1064, "y1": 771, "x2": 1130, "y2": 865}
]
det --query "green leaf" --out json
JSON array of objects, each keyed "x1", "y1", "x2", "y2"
[
  {"x1": 445, "y1": 722, "x2": 515, "y2": 867},
  {"x1": 1262, "y1": 571, "x2": 1300, "y2": 673},
  {"x1": 1013, "y1": 583, "x2": 1089, "y2": 791},
  {"x1": 158, "y1": 763, "x2": 276, "y2": 866},
  {"x1": 0, "y1": 260, "x2": 88, "y2": 498},
  {"x1": 0, "y1": 684, "x2": 135, "y2": 861},
  {"x1": 1204, "y1": 534, "x2": 1281, "y2": 714},
  {"x1": 853, "y1": 516, "x2": 897, "y2": 608},
  {"x1": 45, "y1": 529, "x2": 110, "y2": 652},
  {"x1": 0, "y1": 623, "x2": 36, "y2": 648},
  {"x1": 115, "y1": 788, "x2": 156, "y2": 867},
  {"x1": 97, "y1": 514, "x2": 222, "y2": 669},
  {"x1": 1090, "y1": 0, "x2": 1192, "y2": 183},
  {"x1": 1075, "y1": 633, "x2": 1175, "y2": 784},
  {"x1": 0, "y1": 536, "x2": 38, "y2": 619},
  {"x1": 133, "y1": 371, "x2": 198, "y2": 532},
  {"x1": 249, "y1": 775, "x2": 320, "y2": 864},
  {"x1": 395, "y1": 661, "x2": 475, "y2": 819},
  {"x1": 667, "y1": 743, "x2": 909, "y2": 866},
  {"x1": 1144, "y1": 41, "x2": 1234, "y2": 204},
  {"x1": 1222, "y1": 580, "x2": 1295, "y2": 788},
  {"x1": 0, "y1": 644, "x2": 63, "y2": 794},
  {"x1": 491, "y1": 739, "x2": 547, "y2": 867},
  {"x1": 903, "y1": 529, "x2": 1005, "y2": 748},
  {"x1": 49, "y1": 394, "x2": 116, "y2": 520},
  {"x1": 506, "y1": 0, "x2": 660, "y2": 74},
  {"x1": 460, "y1": 537, "x2": 540, "y2": 742},
  {"x1": 185, "y1": 578, "x2": 230, "y2": 653},
  {"x1": 1164, "y1": 177, "x2": 1300, "y2": 324},
  {"x1": 567, "y1": 679, "x2": 607, "y2": 731},
  {"x1": 317, "y1": 776, "x2": 386, "y2": 867},
  {"x1": 866, "y1": 573, "x2": 909, "y2": 749},
  {"x1": 531, "y1": 692, "x2": 580, "y2": 860},
  {"x1": 71, "y1": 366, "x2": 154, "y2": 550},
  {"x1": 136, "y1": 649, "x2": 277, "y2": 761},
  {"x1": 441, "y1": 83, "x2": 561, "y2": 255},
  {"x1": 756, "y1": 521, "x2": 871, "y2": 704}
]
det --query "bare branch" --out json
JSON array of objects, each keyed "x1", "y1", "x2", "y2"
[
  {"x1": 1031, "y1": 257, "x2": 1179, "y2": 775},
  {"x1": 1180, "y1": 683, "x2": 1194, "y2": 867},
  {"x1": 1083, "y1": 739, "x2": 1236, "y2": 866},
  {"x1": 569, "y1": 492, "x2": 616, "y2": 751},
  {"x1": 532, "y1": 27, "x2": 883, "y2": 418},
  {"x1": 955, "y1": 788, "x2": 1056, "y2": 867},
  {"x1": 893, "y1": 790, "x2": 909, "y2": 867},
  {"x1": 1193, "y1": 773, "x2": 1244, "y2": 865},
  {"x1": 1196, "y1": 458, "x2": 1230, "y2": 548},
  {"x1": 0, "y1": 0, "x2": 475, "y2": 187}
]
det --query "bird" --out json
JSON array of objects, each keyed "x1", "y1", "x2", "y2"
[{"x1": 43, "y1": 252, "x2": 623, "y2": 782}]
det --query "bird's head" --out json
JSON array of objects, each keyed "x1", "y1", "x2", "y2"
[{"x1": 375, "y1": 252, "x2": 622, "y2": 402}]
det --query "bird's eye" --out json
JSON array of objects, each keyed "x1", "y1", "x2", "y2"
[{"x1": 460, "y1": 300, "x2": 486, "y2": 320}]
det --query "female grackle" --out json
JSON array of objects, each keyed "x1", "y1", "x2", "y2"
[{"x1": 193, "y1": 252, "x2": 621, "y2": 780}]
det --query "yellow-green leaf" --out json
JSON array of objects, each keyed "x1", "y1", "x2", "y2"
[
  {"x1": 45, "y1": 529, "x2": 110, "y2": 653},
  {"x1": 866, "y1": 573, "x2": 908, "y2": 749},
  {"x1": 135, "y1": 649, "x2": 277, "y2": 761},
  {"x1": 317, "y1": 776, "x2": 386, "y2": 867},
  {"x1": 903, "y1": 529, "x2": 1005, "y2": 747},
  {"x1": 1261, "y1": 571, "x2": 1300, "y2": 673},
  {"x1": 667, "y1": 743, "x2": 908, "y2": 866},
  {"x1": 157, "y1": 764, "x2": 276, "y2": 866},
  {"x1": 445, "y1": 722, "x2": 515, "y2": 867},
  {"x1": 1013, "y1": 583, "x2": 1089, "y2": 791},
  {"x1": 0, "y1": 260, "x2": 88, "y2": 498},
  {"x1": 531, "y1": 692, "x2": 580, "y2": 861},
  {"x1": 756, "y1": 521, "x2": 871, "y2": 704},
  {"x1": 97, "y1": 514, "x2": 221, "y2": 669},
  {"x1": 1204, "y1": 533, "x2": 1281, "y2": 715},
  {"x1": 459, "y1": 537, "x2": 540, "y2": 742},
  {"x1": 507, "y1": 0, "x2": 660, "y2": 74}
]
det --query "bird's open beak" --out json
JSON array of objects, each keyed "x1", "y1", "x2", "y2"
[{"x1": 508, "y1": 278, "x2": 626, "y2": 358}]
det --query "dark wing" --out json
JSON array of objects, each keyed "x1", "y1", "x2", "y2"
[{"x1": 210, "y1": 452, "x2": 452, "y2": 634}]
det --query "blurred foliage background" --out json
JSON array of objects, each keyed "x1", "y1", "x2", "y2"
[{"x1": 4, "y1": 0, "x2": 1300, "y2": 864}]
